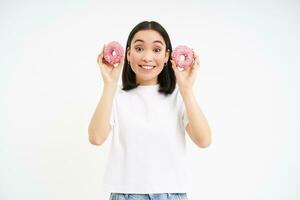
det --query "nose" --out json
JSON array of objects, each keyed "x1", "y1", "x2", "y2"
[{"x1": 142, "y1": 51, "x2": 153, "y2": 62}]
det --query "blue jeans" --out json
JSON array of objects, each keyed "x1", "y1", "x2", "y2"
[{"x1": 109, "y1": 193, "x2": 188, "y2": 200}]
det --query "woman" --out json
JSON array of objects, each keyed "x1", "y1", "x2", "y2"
[{"x1": 88, "y1": 21, "x2": 211, "y2": 200}]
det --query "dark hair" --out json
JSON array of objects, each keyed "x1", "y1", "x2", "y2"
[{"x1": 122, "y1": 21, "x2": 176, "y2": 95}]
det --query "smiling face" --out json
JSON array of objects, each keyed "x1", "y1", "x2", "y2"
[{"x1": 127, "y1": 30, "x2": 170, "y2": 85}]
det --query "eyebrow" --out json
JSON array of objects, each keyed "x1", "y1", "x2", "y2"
[{"x1": 133, "y1": 39, "x2": 164, "y2": 45}]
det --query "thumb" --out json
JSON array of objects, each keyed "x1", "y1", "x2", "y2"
[{"x1": 116, "y1": 56, "x2": 125, "y2": 71}]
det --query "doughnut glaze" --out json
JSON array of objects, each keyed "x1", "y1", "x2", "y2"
[
  {"x1": 103, "y1": 41, "x2": 124, "y2": 65},
  {"x1": 171, "y1": 45, "x2": 194, "y2": 69}
]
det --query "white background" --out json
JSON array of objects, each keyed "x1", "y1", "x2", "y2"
[{"x1": 0, "y1": 0, "x2": 299, "y2": 199}]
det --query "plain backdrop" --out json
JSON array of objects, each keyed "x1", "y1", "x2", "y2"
[{"x1": 0, "y1": 0, "x2": 299, "y2": 199}]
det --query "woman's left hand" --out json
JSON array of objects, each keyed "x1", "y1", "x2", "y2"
[{"x1": 171, "y1": 51, "x2": 200, "y2": 92}]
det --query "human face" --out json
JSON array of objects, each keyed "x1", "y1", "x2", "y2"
[{"x1": 127, "y1": 30, "x2": 170, "y2": 85}]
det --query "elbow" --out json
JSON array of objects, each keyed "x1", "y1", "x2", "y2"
[
  {"x1": 89, "y1": 136, "x2": 103, "y2": 146},
  {"x1": 197, "y1": 140, "x2": 211, "y2": 148},
  {"x1": 88, "y1": 125, "x2": 112, "y2": 146},
  {"x1": 196, "y1": 132, "x2": 212, "y2": 148},
  {"x1": 88, "y1": 129, "x2": 105, "y2": 146}
]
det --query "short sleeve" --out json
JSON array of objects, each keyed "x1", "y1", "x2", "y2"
[
  {"x1": 177, "y1": 87, "x2": 189, "y2": 129},
  {"x1": 109, "y1": 106, "x2": 115, "y2": 127},
  {"x1": 182, "y1": 103, "x2": 189, "y2": 129},
  {"x1": 109, "y1": 89, "x2": 117, "y2": 127}
]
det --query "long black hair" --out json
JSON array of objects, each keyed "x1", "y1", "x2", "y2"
[{"x1": 122, "y1": 21, "x2": 176, "y2": 95}]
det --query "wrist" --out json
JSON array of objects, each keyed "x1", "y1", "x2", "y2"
[
  {"x1": 104, "y1": 81, "x2": 118, "y2": 87},
  {"x1": 179, "y1": 87, "x2": 194, "y2": 96},
  {"x1": 103, "y1": 82, "x2": 117, "y2": 93}
]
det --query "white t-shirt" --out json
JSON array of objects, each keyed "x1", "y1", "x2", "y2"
[{"x1": 101, "y1": 83, "x2": 190, "y2": 194}]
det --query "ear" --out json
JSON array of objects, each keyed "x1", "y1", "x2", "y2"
[
  {"x1": 127, "y1": 47, "x2": 131, "y2": 61},
  {"x1": 165, "y1": 49, "x2": 170, "y2": 63}
]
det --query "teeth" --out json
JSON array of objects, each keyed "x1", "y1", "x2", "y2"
[{"x1": 141, "y1": 65, "x2": 154, "y2": 70}]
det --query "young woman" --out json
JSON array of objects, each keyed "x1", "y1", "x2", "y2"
[{"x1": 88, "y1": 21, "x2": 211, "y2": 200}]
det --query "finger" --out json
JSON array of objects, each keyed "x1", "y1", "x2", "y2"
[
  {"x1": 192, "y1": 50, "x2": 197, "y2": 60},
  {"x1": 97, "y1": 46, "x2": 105, "y2": 64},
  {"x1": 97, "y1": 54, "x2": 103, "y2": 65},
  {"x1": 188, "y1": 59, "x2": 199, "y2": 76},
  {"x1": 117, "y1": 56, "x2": 125, "y2": 69},
  {"x1": 195, "y1": 55, "x2": 200, "y2": 68},
  {"x1": 190, "y1": 58, "x2": 200, "y2": 77},
  {"x1": 193, "y1": 50, "x2": 197, "y2": 58},
  {"x1": 120, "y1": 56, "x2": 125, "y2": 66},
  {"x1": 188, "y1": 50, "x2": 195, "y2": 67},
  {"x1": 191, "y1": 53, "x2": 200, "y2": 67},
  {"x1": 170, "y1": 59, "x2": 178, "y2": 69},
  {"x1": 170, "y1": 59, "x2": 179, "y2": 76}
]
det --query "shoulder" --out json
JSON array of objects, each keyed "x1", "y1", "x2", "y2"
[
  {"x1": 173, "y1": 85, "x2": 183, "y2": 102},
  {"x1": 114, "y1": 84, "x2": 134, "y2": 101}
]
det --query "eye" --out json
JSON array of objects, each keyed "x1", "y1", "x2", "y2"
[
  {"x1": 135, "y1": 47, "x2": 143, "y2": 52},
  {"x1": 154, "y1": 48, "x2": 161, "y2": 53}
]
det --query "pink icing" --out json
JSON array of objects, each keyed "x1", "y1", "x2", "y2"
[
  {"x1": 171, "y1": 45, "x2": 194, "y2": 68},
  {"x1": 103, "y1": 41, "x2": 124, "y2": 65}
]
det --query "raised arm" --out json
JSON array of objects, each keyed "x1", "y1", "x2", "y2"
[
  {"x1": 88, "y1": 45, "x2": 124, "y2": 145},
  {"x1": 88, "y1": 83, "x2": 117, "y2": 145}
]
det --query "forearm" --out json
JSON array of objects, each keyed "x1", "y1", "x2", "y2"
[
  {"x1": 88, "y1": 83, "x2": 117, "y2": 145},
  {"x1": 180, "y1": 89, "x2": 212, "y2": 146}
]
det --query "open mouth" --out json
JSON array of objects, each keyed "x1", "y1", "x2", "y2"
[{"x1": 139, "y1": 65, "x2": 156, "y2": 70}]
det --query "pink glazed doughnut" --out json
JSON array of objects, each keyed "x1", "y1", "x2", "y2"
[
  {"x1": 103, "y1": 41, "x2": 124, "y2": 65},
  {"x1": 171, "y1": 45, "x2": 194, "y2": 69}
]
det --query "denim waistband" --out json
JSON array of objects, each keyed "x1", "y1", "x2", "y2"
[{"x1": 109, "y1": 193, "x2": 188, "y2": 200}]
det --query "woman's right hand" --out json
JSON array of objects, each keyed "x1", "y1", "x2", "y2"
[{"x1": 97, "y1": 45, "x2": 124, "y2": 85}]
